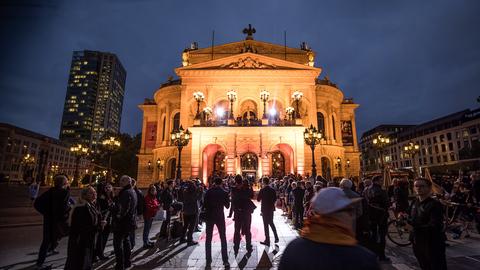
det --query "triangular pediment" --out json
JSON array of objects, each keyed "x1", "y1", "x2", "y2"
[{"x1": 176, "y1": 52, "x2": 320, "y2": 73}]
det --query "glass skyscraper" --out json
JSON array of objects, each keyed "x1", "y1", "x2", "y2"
[{"x1": 59, "y1": 50, "x2": 126, "y2": 149}]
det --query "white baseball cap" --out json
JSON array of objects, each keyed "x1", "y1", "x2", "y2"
[{"x1": 311, "y1": 187, "x2": 362, "y2": 215}]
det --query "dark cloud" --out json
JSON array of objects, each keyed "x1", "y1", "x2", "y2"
[{"x1": 0, "y1": 0, "x2": 478, "y2": 139}]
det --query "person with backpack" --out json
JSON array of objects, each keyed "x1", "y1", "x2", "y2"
[
  {"x1": 34, "y1": 174, "x2": 71, "y2": 270},
  {"x1": 143, "y1": 184, "x2": 160, "y2": 248}
]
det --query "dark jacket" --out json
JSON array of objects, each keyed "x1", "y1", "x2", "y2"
[
  {"x1": 112, "y1": 184, "x2": 137, "y2": 232},
  {"x1": 364, "y1": 184, "x2": 389, "y2": 224},
  {"x1": 161, "y1": 188, "x2": 174, "y2": 209},
  {"x1": 409, "y1": 196, "x2": 446, "y2": 243},
  {"x1": 203, "y1": 186, "x2": 230, "y2": 221},
  {"x1": 292, "y1": 187, "x2": 305, "y2": 209},
  {"x1": 279, "y1": 238, "x2": 380, "y2": 270},
  {"x1": 65, "y1": 202, "x2": 100, "y2": 270},
  {"x1": 182, "y1": 188, "x2": 201, "y2": 216},
  {"x1": 257, "y1": 185, "x2": 277, "y2": 213},
  {"x1": 231, "y1": 187, "x2": 255, "y2": 215}
]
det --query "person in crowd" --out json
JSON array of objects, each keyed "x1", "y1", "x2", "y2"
[
  {"x1": 95, "y1": 182, "x2": 115, "y2": 260},
  {"x1": 111, "y1": 175, "x2": 137, "y2": 270},
  {"x1": 314, "y1": 181, "x2": 323, "y2": 193},
  {"x1": 129, "y1": 179, "x2": 143, "y2": 248},
  {"x1": 303, "y1": 181, "x2": 315, "y2": 212},
  {"x1": 65, "y1": 186, "x2": 103, "y2": 270},
  {"x1": 292, "y1": 181, "x2": 306, "y2": 229},
  {"x1": 34, "y1": 174, "x2": 71, "y2": 270},
  {"x1": 29, "y1": 180, "x2": 40, "y2": 206},
  {"x1": 364, "y1": 175, "x2": 390, "y2": 262},
  {"x1": 408, "y1": 178, "x2": 447, "y2": 270},
  {"x1": 340, "y1": 178, "x2": 363, "y2": 233},
  {"x1": 231, "y1": 176, "x2": 255, "y2": 254},
  {"x1": 257, "y1": 177, "x2": 279, "y2": 246},
  {"x1": 143, "y1": 184, "x2": 160, "y2": 248},
  {"x1": 181, "y1": 180, "x2": 201, "y2": 245},
  {"x1": 159, "y1": 180, "x2": 175, "y2": 238},
  {"x1": 279, "y1": 187, "x2": 380, "y2": 270},
  {"x1": 203, "y1": 177, "x2": 230, "y2": 268},
  {"x1": 393, "y1": 179, "x2": 410, "y2": 215},
  {"x1": 361, "y1": 178, "x2": 372, "y2": 196}
]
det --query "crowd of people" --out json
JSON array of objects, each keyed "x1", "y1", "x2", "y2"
[{"x1": 30, "y1": 170, "x2": 480, "y2": 270}]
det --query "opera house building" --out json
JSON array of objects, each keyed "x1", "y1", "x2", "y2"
[{"x1": 137, "y1": 30, "x2": 360, "y2": 187}]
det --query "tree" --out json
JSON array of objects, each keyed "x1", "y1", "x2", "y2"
[{"x1": 110, "y1": 133, "x2": 141, "y2": 179}]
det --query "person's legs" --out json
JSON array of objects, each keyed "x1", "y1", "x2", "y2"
[
  {"x1": 129, "y1": 230, "x2": 135, "y2": 249},
  {"x1": 430, "y1": 240, "x2": 447, "y2": 270},
  {"x1": 412, "y1": 242, "x2": 428, "y2": 270},
  {"x1": 244, "y1": 214, "x2": 252, "y2": 250},
  {"x1": 123, "y1": 232, "x2": 132, "y2": 267},
  {"x1": 143, "y1": 218, "x2": 153, "y2": 246},
  {"x1": 159, "y1": 211, "x2": 171, "y2": 237},
  {"x1": 233, "y1": 216, "x2": 242, "y2": 250},
  {"x1": 378, "y1": 221, "x2": 388, "y2": 259},
  {"x1": 216, "y1": 219, "x2": 229, "y2": 263},
  {"x1": 186, "y1": 214, "x2": 196, "y2": 242},
  {"x1": 205, "y1": 221, "x2": 214, "y2": 263},
  {"x1": 36, "y1": 220, "x2": 52, "y2": 266},
  {"x1": 113, "y1": 232, "x2": 125, "y2": 270},
  {"x1": 268, "y1": 212, "x2": 279, "y2": 241},
  {"x1": 262, "y1": 213, "x2": 270, "y2": 243}
]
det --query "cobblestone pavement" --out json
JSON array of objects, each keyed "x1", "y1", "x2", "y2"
[{"x1": 1, "y1": 203, "x2": 480, "y2": 269}]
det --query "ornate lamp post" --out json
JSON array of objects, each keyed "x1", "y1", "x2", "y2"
[
  {"x1": 304, "y1": 124, "x2": 322, "y2": 178},
  {"x1": 102, "y1": 136, "x2": 121, "y2": 183},
  {"x1": 203, "y1": 106, "x2": 212, "y2": 122},
  {"x1": 403, "y1": 141, "x2": 420, "y2": 177},
  {"x1": 372, "y1": 134, "x2": 390, "y2": 170},
  {"x1": 259, "y1": 90, "x2": 270, "y2": 119},
  {"x1": 226, "y1": 90, "x2": 237, "y2": 121},
  {"x1": 170, "y1": 125, "x2": 191, "y2": 180},
  {"x1": 291, "y1": 91, "x2": 303, "y2": 119},
  {"x1": 70, "y1": 144, "x2": 89, "y2": 187},
  {"x1": 193, "y1": 91, "x2": 205, "y2": 120}
]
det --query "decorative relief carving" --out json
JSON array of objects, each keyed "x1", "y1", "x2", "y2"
[{"x1": 220, "y1": 56, "x2": 276, "y2": 69}]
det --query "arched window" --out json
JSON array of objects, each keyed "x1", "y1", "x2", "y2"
[
  {"x1": 173, "y1": 113, "x2": 180, "y2": 130},
  {"x1": 332, "y1": 115, "x2": 336, "y2": 140},
  {"x1": 317, "y1": 112, "x2": 325, "y2": 135}
]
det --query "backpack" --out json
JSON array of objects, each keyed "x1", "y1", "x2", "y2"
[
  {"x1": 135, "y1": 188, "x2": 145, "y2": 216},
  {"x1": 34, "y1": 189, "x2": 51, "y2": 215}
]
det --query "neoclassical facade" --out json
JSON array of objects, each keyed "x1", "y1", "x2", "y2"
[{"x1": 137, "y1": 34, "x2": 360, "y2": 187}]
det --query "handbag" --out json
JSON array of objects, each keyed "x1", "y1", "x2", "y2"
[{"x1": 154, "y1": 209, "x2": 166, "y2": 221}]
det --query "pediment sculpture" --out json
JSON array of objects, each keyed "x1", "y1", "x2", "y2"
[{"x1": 220, "y1": 56, "x2": 276, "y2": 69}]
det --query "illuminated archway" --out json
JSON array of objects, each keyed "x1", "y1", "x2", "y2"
[{"x1": 271, "y1": 151, "x2": 285, "y2": 178}]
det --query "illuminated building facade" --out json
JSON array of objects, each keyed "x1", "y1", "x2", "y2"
[
  {"x1": 59, "y1": 50, "x2": 126, "y2": 148},
  {"x1": 137, "y1": 29, "x2": 360, "y2": 187}
]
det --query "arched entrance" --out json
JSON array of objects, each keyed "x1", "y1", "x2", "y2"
[
  {"x1": 167, "y1": 158, "x2": 176, "y2": 179},
  {"x1": 271, "y1": 151, "x2": 285, "y2": 178},
  {"x1": 241, "y1": 152, "x2": 258, "y2": 181},
  {"x1": 213, "y1": 151, "x2": 226, "y2": 178},
  {"x1": 321, "y1": 157, "x2": 331, "y2": 181}
]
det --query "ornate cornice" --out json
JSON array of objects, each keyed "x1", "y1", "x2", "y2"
[{"x1": 220, "y1": 56, "x2": 277, "y2": 69}]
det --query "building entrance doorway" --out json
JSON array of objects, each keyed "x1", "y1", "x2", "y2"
[
  {"x1": 241, "y1": 152, "x2": 258, "y2": 182},
  {"x1": 271, "y1": 151, "x2": 285, "y2": 178},
  {"x1": 213, "y1": 151, "x2": 226, "y2": 178},
  {"x1": 167, "y1": 158, "x2": 176, "y2": 179}
]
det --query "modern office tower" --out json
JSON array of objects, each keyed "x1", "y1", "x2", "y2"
[{"x1": 59, "y1": 50, "x2": 126, "y2": 149}]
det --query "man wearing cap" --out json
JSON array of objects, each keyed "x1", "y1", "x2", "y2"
[{"x1": 279, "y1": 187, "x2": 379, "y2": 270}]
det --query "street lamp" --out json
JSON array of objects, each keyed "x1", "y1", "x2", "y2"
[
  {"x1": 291, "y1": 90, "x2": 303, "y2": 119},
  {"x1": 193, "y1": 91, "x2": 205, "y2": 120},
  {"x1": 21, "y1": 154, "x2": 36, "y2": 181},
  {"x1": 70, "y1": 144, "x2": 89, "y2": 187},
  {"x1": 403, "y1": 141, "x2": 420, "y2": 177},
  {"x1": 147, "y1": 160, "x2": 152, "y2": 170},
  {"x1": 226, "y1": 90, "x2": 237, "y2": 120},
  {"x1": 170, "y1": 125, "x2": 191, "y2": 180},
  {"x1": 372, "y1": 134, "x2": 390, "y2": 170},
  {"x1": 346, "y1": 159, "x2": 350, "y2": 177},
  {"x1": 335, "y1": 157, "x2": 342, "y2": 176},
  {"x1": 102, "y1": 136, "x2": 121, "y2": 183},
  {"x1": 203, "y1": 106, "x2": 212, "y2": 122},
  {"x1": 304, "y1": 124, "x2": 322, "y2": 178},
  {"x1": 260, "y1": 90, "x2": 270, "y2": 119},
  {"x1": 156, "y1": 158, "x2": 164, "y2": 181}
]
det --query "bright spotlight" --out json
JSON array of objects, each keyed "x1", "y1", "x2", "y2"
[
  {"x1": 215, "y1": 107, "x2": 225, "y2": 118},
  {"x1": 269, "y1": 107, "x2": 277, "y2": 116}
]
